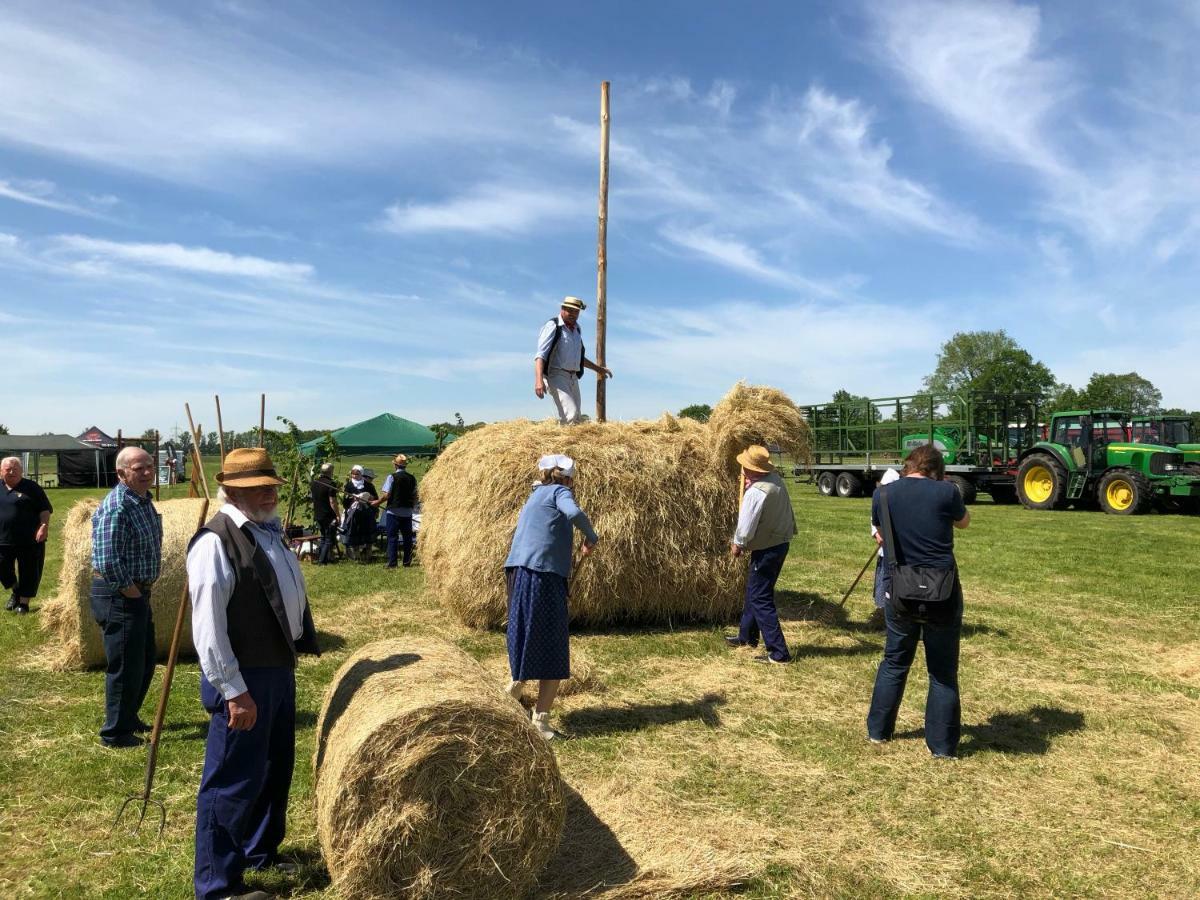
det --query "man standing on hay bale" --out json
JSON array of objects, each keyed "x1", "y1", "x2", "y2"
[
  {"x1": 89, "y1": 447, "x2": 161, "y2": 748},
  {"x1": 1, "y1": 457, "x2": 53, "y2": 616},
  {"x1": 725, "y1": 445, "x2": 796, "y2": 665},
  {"x1": 503, "y1": 453, "x2": 598, "y2": 739},
  {"x1": 378, "y1": 453, "x2": 418, "y2": 568},
  {"x1": 187, "y1": 447, "x2": 320, "y2": 900},
  {"x1": 534, "y1": 295, "x2": 613, "y2": 425}
]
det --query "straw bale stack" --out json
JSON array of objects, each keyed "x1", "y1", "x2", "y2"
[
  {"x1": 41, "y1": 497, "x2": 211, "y2": 670},
  {"x1": 314, "y1": 637, "x2": 565, "y2": 900},
  {"x1": 419, "y1": 382, "x2": 809, "y2": 628}
]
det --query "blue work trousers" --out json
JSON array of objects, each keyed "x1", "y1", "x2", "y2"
[
  {"x1": 737, "y1": 542, "x2": 791, "y2": 663},
  {"x1": 385, "y1": 513, "x2": 414, "y2": 567},
  {"x1": 89, "y1": 578, "x2": 156, "y2": 741},
  {"x1": 315, "y1": 519, "x2": 337, "y2": 565},
  {"x1": 194, "y1": 667, "x2": 296, "y2": 900},
  {"x1": 867, "y1": 587, "x2": 963, "y2": 756}
]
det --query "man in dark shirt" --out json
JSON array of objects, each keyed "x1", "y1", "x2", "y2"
[
  {"x1": 378, "y1": 454, "x2": 418, "y2": 568},
  {"x1": 309, "y1": 463, "x2": 339, "y2": 565},
  {"x1": 867, "y1": 444, "x2": 969, "y2": 759},
  {"x1": 0, "y1": 457, "x2": 53, "y2": 614}
]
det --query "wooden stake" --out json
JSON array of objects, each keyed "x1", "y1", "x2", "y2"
[
  {"x1": 153, "y1": 430, "x2": 160, "y2": 502},
  {"x1": 595, "y1": 81, "x2": 611, "y2": 423},
  {"x1": 214, "y1": 395, "x2": 226, "y2": 464},
  {"x1": 259, "y1": 394, "x2": 266, "y2": 448}
]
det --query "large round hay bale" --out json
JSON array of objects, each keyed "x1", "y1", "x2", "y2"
[
  {"x1": 314, "y1": 637, "x2": 564, "y2": 900},
  {"x1": 40, "y1": 497, "x2": 211, "y2": 670},
  {"x1": 419, "y1": 383, "x2": 809, "y2": 628}
]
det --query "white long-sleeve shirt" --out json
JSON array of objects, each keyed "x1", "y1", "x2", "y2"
[
  {"x1": 535, "y1": 315, "x2": 583, "y2": 372},
  {"x1": 187, "y1": 503, "x2": 308, "y2": 700},
  {"x1": 733, "y1": 489, "x2": 767, "y2": 548}
]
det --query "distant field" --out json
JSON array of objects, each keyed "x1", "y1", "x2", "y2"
[{"x1": 1, "y1": 477, "x2": 1197, "y2": 898}]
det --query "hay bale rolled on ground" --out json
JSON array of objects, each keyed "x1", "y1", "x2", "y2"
[
  {"x1": 41, "y1": 497, "x2": 211, "y2": 670},
  {"x1": 314, "y1": 637, "x2": 565, "y2": 900},
  {"x1": 419, "y1": 382, "x2": 809, "y2": 628}
]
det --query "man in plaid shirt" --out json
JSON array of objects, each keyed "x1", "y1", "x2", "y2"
[{"x1": 91, "y1": 446, "x2": 163, "y2": 749}]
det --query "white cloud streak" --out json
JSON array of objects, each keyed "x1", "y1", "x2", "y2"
[
  {"x1": 381, "y1": 185, "x2": 588, "y2": 236},
  {"x1": 0, "y1": 178, "x2": 109, "y2": 218},
  {"x1": 53, "y1": 236, "x2": 314, "y2": 280}
]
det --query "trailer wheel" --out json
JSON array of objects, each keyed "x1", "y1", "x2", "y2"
[
  {"x1": 817, "y1": 472, "x2": 837, "y2": 496},
  {"x1": 835, "y1": 472, "x2": 863, "y2": 498},
  {"x1": 1016, "y1": 454, "x2": 1068, "y2": 510},
  {"x1": 988, "y1": 485, "x2": 1018, "y2": 504},
  {"x1": 946, "y1": 475, "x2": 977, "y2": 505},
  {"x1": 1097, "y1": 469, "x2": 1151, "y2": 515}
]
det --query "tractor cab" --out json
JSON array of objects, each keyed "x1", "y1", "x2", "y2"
[
  {"x1": 1132, "y1": 415, "x2": 1194, "y2": 447},
  {"x1": 1047, "y1": 410, "x2": 1128, "y2": 474}
]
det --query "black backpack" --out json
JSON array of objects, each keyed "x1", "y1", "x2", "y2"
[{"x1": 540, "y1": 318, "x2": 585, "y2": 378}]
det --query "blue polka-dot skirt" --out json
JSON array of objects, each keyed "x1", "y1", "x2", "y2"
[{"x1": 506, "y1": 566, "x2": 570, "y2": 681}]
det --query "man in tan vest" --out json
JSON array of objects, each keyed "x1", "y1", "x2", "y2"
[{"x1": 724, "y1": 445, "x2": 797, "y2": 664}]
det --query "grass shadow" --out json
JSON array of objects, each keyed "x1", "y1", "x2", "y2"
[
  {"x1": 896, "y1": 704, "x2": 1085, "y2": 756},
  {"x1": 313, "y1": 651, "x2": 421, "y2": 771},
  {"x1": 248, "y1": 845, "x2": 331, "y2": 896},
  {"x1": 533, "y1": 786, "x2": 638, "y2": 898},
  {"x1": 315, "y1": 629, "x2": 347, "y2": 652},
  {"x1": 561, "y1": 692, "x2": 726, "y2": 736}
]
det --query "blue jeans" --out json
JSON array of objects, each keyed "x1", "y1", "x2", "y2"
[
  {"x1": 867, "y1": 584, "x2": 963, "y2": 756},
  {"x1": 89, "y1": 578, "x2": 156, "y2": 741},
  {"x1": 194, "y1": 668, "x2": 296, "y2": 900},
  {"x1": 385, "y1": 513, "x2": 414, "y2": 567},
  {"x1": 315, "y1": 519, "x2": 337, "y2": 565},
  {"x1": 737, "y1": 542, "x2": 791, "y2": 662}
]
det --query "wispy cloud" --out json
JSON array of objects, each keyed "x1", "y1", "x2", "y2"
[
  {"x1": 0, "y1": 177, "x2": 111, "y2": 219},
  {"x1": 381, "y1": 185, "x2": 588, "y2": 236},
  {"x1": 53, "y1": 235, "x2": 313, "y2": 280},
  {"x1": 659, "y1": 225, "x2": 840, "y2": 296}
]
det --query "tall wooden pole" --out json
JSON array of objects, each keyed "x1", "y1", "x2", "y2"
[
  {"x1": 214, "y1": 395, "x2": 226, "y2": 464},
  {"x1": 595, "y1": 81, "x2": 611, "y2": 423},
  {"x1": 153, "y1": 430, "x2": 160, "y2": 502},
  {"x1": 259, "y1": 394, "x2": 266, "y2": 448}
]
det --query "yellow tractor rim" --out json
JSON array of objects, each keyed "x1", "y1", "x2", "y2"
[
  {"x1": 1023, "y1": 464, "x2": 1054, "y2": 503},
  {"x1": 1105, "y1": 479, "x2": 1134, "y2": 511}
]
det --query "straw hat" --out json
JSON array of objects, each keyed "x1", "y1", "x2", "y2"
[
  {"x1": 561, "y1": 296, "x2": 587, "y2": 311},
  {"x1": 735, "y1": 445, "x2": 774, "y2": 474},
  {"x1": 216, "y1": 447, "x2": 285, "y2": 487},
  {"x1": 393, "y1": 454, "x2": 408, "y2": 467}
]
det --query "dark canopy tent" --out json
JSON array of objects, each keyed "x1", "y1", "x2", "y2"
[
  {"x1": 77, "y1": 426, "x2": 118, "y2": 448},
  {"x1": 299, "y1": 413, "x2": 438, "y2": 457},
  {"x1": 0, "y1": 434, "x2": 116, "y2": 487}
]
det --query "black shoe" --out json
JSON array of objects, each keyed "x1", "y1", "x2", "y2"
[
  {"x1": 753, "y1": 653, "x2": 791, "y2": 665},
  {"x1": 15, "y1": 602, "x2": 29, "y2": 615},
  {"x1": 101, "y1": 734, "x2": 145, "y2": 749},
  {"x1": 5, "y1": 592, "x2": 18, "y2": 612},
  {"x1": 132, "y1": 719, "x2": 152, "y2": 734},
  {"x1": 723, "y1": 635, "x2": 747, "y2": 648}
]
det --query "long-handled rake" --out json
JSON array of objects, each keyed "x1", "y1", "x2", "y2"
[
  {"x1": 114, "y1": 401, "x2": 211, "y2": 835},
  {"x1": 839, "y1": 546, "x2": 880, "y2": 608}
]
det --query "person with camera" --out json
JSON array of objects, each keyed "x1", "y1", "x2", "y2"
[{"x1": 866, "y1": 444, "x2": 969, "y2": 759}]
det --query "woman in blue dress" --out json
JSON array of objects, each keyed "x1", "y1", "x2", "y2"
[{"x1": 504, "y1": 454, "x2": 598, "y2": 740}]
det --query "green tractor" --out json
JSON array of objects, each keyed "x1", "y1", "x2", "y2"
[
  {"x1": 1015, "y1": 410, "x2": 1200, "y2": 515},
  {"x1": 1131, "y1": 415, "x2": 1200, "y2": 476}
]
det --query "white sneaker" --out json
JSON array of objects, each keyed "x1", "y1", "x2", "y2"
[
  {"x1": 503, "y1": 680, "x2": 524, "y2": 701},
  {"x1": 531, "y1": 711, "x2": 559, "y2": 740}
]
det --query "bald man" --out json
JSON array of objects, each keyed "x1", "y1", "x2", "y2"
[{"x1": 0, "y1": 457, "x2": 53, "y2": 615}]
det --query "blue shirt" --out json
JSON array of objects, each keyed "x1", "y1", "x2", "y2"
[
  {"x1": 92, "y1": 482, "x2": 163, "y2": 591},
  {"x1": 504, "y1": 484, "x2": 598, "y2": 578},
  {"x1": 871, "y1": 477, "x2": 965, "y2": 569},
  {"x1": 535, "y1": 315, "x2": 583, "y2": 373}
]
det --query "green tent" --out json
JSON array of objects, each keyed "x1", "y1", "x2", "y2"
[{"x1": 299, "y1": 413, "x2": 438, "y2": 457}]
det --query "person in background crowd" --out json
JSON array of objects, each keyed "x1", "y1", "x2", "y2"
[
  {"x1": 0, "y1": 457, "x2": 52, "y2": 615},
  {"x1": 867, "y1": 443, "x2": 970, "y2": 760},
  {"x1": 187, "y1": 448, "x2": 320, "y2": 900},
  {"x1": 90, "y1": 447, "x2": 162, "y2": 748},
  {"x1": 377, "y1": 454, "x2": 418, "y2": 568},
  {"x1": 503, "y1": 454, "x2": 598, "y2": 740},
  {"x1": 533, "y1": 296, "x2": 613, "y2": 425},
  {"x1": 342, "y1": 464, "x2": 376, "y2": 509},
  {"x1": 724, "y1": 445, "x2": 797, "y2": 665},
  {"x1": 868, "y1": 467, "x2": 902, "y2": 630},
  {"x1": 309, "y1": 462, "x2": 339, "y2": 565}
]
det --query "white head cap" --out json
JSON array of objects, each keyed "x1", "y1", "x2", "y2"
[{"x1": 537, "y1": 453, "x2": 576, "y2": 479}]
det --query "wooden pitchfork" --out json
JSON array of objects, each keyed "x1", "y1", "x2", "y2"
[
  {"x1": 838, "y1": 546, "x2": 880, "y2": 608},
  {"x1": 114, "y1": 402, "x2": 210, "y2": 835}
]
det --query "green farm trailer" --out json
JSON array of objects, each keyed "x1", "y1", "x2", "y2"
[{"x1": 794, "y1": 392, "x2": 1041, "y2": 505}]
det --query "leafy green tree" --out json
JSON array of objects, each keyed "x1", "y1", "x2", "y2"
[
  {"x1": 0, "y1": 424, "x2": 8, "y2": 435},
  {"x1": 677, "y1": 404, "x2": 712, "y2": 423},
  {"x1": 924, "y1": 330, "x2": 1056, "y2": 398},
  {"x1": 1077, "y1": 372, "x2": 1162, "y2": 415},
  {"x1": 428, "y1": 412, "x2": 485, "y2": 450}
]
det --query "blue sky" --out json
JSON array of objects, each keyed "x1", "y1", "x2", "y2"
[{"x1": 1, "y1": 0, "x2": 1198, "y2": 436}]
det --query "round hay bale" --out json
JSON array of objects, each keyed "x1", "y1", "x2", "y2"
[
  {"x1": 314, "y1": 637, "x2": 565, "y2": 900},
  {"x1": 419, "y1": 383, "x2": 809, "y2": 629},
  {"x1": 40, "y1": 497, "x2": 211, "y2": 670}
]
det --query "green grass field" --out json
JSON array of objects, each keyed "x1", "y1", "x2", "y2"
[{"x1": 1, "y1": 471, "x2": 1197, "y2": 898}]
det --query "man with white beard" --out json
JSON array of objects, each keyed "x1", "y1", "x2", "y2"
[{"x1": 186, "y1": 448, "x2": 320, "y2": 900}]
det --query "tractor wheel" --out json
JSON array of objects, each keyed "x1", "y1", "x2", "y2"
[
  {"x1": 835, "y1": 472, "x2": 863, "y2": 498},
  {"x1": 946, "y1": 475, "x2": 977, "y2": 505},
  {"x1": 988, "y1": 485, "x2": 1019, "y2": 504},
  {"x1": 817, "y1": 472, "x2": 837, "y2": 496},
  {"x1": 1016, "y1": 454, "x2": 1068, "y2": 510},
  {"x1": 1097, "y1": 469, "x2": 1152, "y2": 515}
]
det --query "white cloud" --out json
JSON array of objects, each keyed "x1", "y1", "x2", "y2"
[
  {"x1": 53, "y1": 235, "x2": 313, "y2": 280},
  {"x1": 381, "y1": 185, "x2": 587, "y2": 236},
  {"x1": 0, "y1": 178, "x2": 109, "y2": 218},
  {"x1": 659, "y1": 225, "x2": 839, "y2": 296}
]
